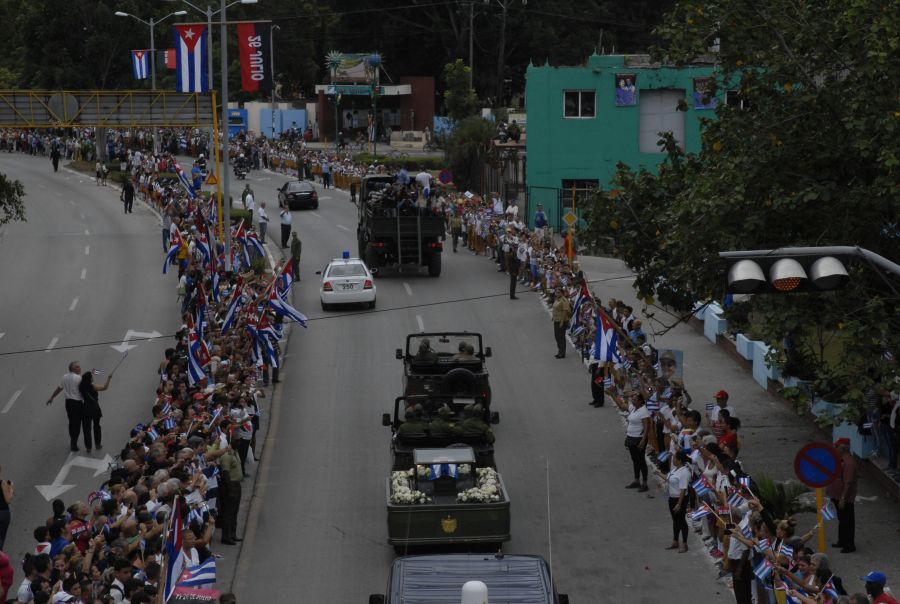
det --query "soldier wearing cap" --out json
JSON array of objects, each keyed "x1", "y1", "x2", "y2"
[
  {"x1": 460, "y1": 404, "x2": 495, "y2": 444},
  {"x1": 429, "y1": 405, "x2": 461, "y2": 437},
  {"x1": 396, "y1": 409, "x2": 427, "y2": 436}
]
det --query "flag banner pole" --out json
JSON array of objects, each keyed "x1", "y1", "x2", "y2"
[
  {"x1": 110, "y1": 352, "x2": 128, "y2": 376},
  {"x1": 211, "y1": 90, "x2": 224, "y2": 244},
  {"x1": 815, "y1": 487, "x2": 826, "y2": 553}
]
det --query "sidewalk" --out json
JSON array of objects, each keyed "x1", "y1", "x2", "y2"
[{"x1": 575, "y1": 255, "x2": 900, "y2": 585}]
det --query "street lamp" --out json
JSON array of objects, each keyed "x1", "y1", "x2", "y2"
[
  {"x1": 270, "y1": 24, "x2": 280, "y2": 139},
  {"x1": 115, "y1": 10, "x2": 187, "y2": 91},
  {"x1": 165, "y1": 0, "x2": 258, "y2": 92}
]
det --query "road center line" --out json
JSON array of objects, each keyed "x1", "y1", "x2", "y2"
[
  {"x1": 1, "y1": 390, "x2": 22, "y2": 414},
  {"x1": 84, "y1": 245, "x2": 90, "y2": 255},
  {"x1": 403, "y1": 282, "x2": 413, "y2": 296},
  {"x1": 416, "y1": 315, "x2": 425, "y2": 332},
  {"x1": 80, "y1": 268, "x2": 87, "y2": 280},
  {"x1": 336, "y1": 224, "x2": 350, "y2": 231},
  {"x1": 45, "y1": 336, "x2": 59, "y2": 352},
  {"x1": 69, "y1": 297, "x2": 79, "y2": 312}
]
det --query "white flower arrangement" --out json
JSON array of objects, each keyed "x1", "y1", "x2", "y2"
[
  {"x1": 458, "y1": 464, "x2": 472, "y2": 475},
  {"x1": 416, "y1": 465, "x2": 432, "y2": 479},
  {"x1": 457, "y1": 467, "x2": 502, "y2": 503},
  {"x1": 390, "y1": 469, "x2": 431, "y2": 505}
]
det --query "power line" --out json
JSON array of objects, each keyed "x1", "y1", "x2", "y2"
[{"x1": 0, "y1": 274, "x2": 632, "y2": 358}]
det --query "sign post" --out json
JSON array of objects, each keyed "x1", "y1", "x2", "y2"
[{"x1": 793, "y1": 442, "x2": 841, "y2": 553}]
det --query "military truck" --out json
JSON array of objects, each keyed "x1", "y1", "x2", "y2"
[
  {"x1": 369, "y1": 554, "x2": 569, "y2": 603},
  {"x1": 397, "y1": 332, "x2": 493, "y2": 406},
  {"x1": 384, "y1": 446, "x2": 510, "y2": 553},
  {"x1": 356, "y1": 175, "x2": 444, "y2": 276}
]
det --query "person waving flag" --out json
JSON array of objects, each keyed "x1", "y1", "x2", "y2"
[
  {"x1": 163, "y1": 228, "x2": 184, "y2": 274},
  {"x1": 268, "y1": 288, "x2": 307, "y2": 327}
]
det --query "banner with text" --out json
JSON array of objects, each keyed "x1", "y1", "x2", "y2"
[{"x1": 237, "y1": 22, "x2": 272, "y2": 93}]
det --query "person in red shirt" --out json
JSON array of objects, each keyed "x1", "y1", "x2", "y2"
[
  {"x1": 718, "y1": 416, "x2": 741, "y2": 451},
  {"x1": 0, "y1": 551, "x2": 13, "y2": 602},
  {"x1": 861, "y1": 571, "x2": 899, "y2": 604},
  {"x1": 65, "y1": 501, "x2": 91, "y2": 554}
]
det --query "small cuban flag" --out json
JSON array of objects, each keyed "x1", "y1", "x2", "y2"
[
  {"x1": 132, "y1": 50, "x2": 149, "y2": 80},
  {"x1": 820, "y1": 500, "x2": 837, "y2": 521}
]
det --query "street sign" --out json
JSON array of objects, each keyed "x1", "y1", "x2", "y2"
[
  {"x1": 438, "y1": 169, "x2": 452, "y2": 184},
  {"x1": 562, "y1": 210, "x2": 578, "y2": 228},
  {"x1": 206, "y1": 172, "x2": 218, "y2": 185},
  {"x1": 793, "y1": 442, "x2": 840, "y2": 488}
]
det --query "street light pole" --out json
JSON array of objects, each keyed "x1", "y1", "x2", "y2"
[
  {"x1": 220, "y1": 0, "x2": 232, "y2": 264},
  {"x1": 149, "y1": 18, "x2": 157, "y2": 90},
  {"x1": 469, "y1": 1, "x2": 474, "y2": 89},
  {"x1": 270, "y1": 24, "x2": 280, "y2": 139}
]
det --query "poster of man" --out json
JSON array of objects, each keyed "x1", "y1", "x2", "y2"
[
  {"x1": 657, "y1": 349, "x2": 684, "y2": 380},
  {"x1": 693, "y1": 77, "x2": 717, "y2": 110},
  {"x1": 615, "y1": 74, "x2": 637, "y2": 106}
]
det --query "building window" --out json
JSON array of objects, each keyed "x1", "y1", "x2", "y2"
[
  {"x1": 560, "y1": 179, "x2": 599, "y2": 210},
  {"x1": 563, "y1": 90, "x2": 595, "y2": 118},
  {"x1": 726, "y1": 90, "x2": 751, "y2": 110},
  {"x1": 638, "y1": 89, "x2": 685, "y2": 153}
]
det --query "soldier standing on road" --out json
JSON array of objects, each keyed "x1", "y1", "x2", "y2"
[
  {"x1": 449, "y1": 212, "x2": 462, "y2": 253},
  {"x1": 551, "y1": 288, "x2": 572, "y2": 359},
  {"x1": 290, "y1": 232, "x2": 302, "y2": 279},
  {"x1": 505, "y1": 229, "x2": 520, "y2": 299},
  {"x1": 47, "y1": 361, "x2": 85, "y2": 452},
  {"x1": 120, "y1": 178, "x2": 135, "y2": 214},
  {"x1": 827, "y1": 437, "x2": 858, "y2": 553},
  {"x1": 216, "y1": 439, "x2": 243, "y2": 545},
  {"x1": 50, "y1": 145, "x2": 61, "y2": 172}
]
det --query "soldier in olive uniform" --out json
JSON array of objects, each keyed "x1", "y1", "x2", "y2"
[
  {"x1": 429, "y1": 405, "x2": 461, "y2": 437},
  {"x1": 460, "y1": 404, "x2": 495, "y2": 444},
  {"x1": 396, "y1": 409, "x2": 428, "y2": 436}
]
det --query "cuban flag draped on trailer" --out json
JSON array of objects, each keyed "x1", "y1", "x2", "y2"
[{"x1": 174, "y1": 24, "x2": 208, "y2": 93}]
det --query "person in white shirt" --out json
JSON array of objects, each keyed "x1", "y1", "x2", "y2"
[
  {"x1": 257, "y1": 202, "x2": 269, "y2": 243},
  {"x1": 47, "y1": 361, "x2": 84, "y2": 452},
  {"x1": 505, "y1": 199, "x2": 519, "y2": 220},
  {"x1": 279, "y1": 202, "x2": 292, "y2": 248},
  {"x1": 660, "y1": 451, "x2": 692, "y2": 552},
  {"x1": 612, "y1": 392, "x2": 652, "y2": 491}
]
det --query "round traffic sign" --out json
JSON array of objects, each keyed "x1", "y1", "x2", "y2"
[
  {"x1": 793, "y1": 442, "x2": 841, "y2": 488},
  {"x1": 438, "y1": 169, "x2": 453, "y2": 184}
]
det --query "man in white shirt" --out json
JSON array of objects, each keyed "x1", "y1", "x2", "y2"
[
  {"x1": 257, "y1": 202, "x2": 269, "y2": 243},
  {"x1": 47, "y1": 361, "x2": 84, "y2": 452}
]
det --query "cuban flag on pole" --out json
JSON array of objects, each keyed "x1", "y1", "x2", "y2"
[
  {"x1": 163, "y1": 497, "x2": 186, "y2": 603},
  {"x1": 569, "y1": 283, "x2": 590, "y2": 335},
  {"x1": 220, "y1": 278, "x2": 244, "y2": 334},
  {"x1": 592, "y1": 309, "x2": 622, "y2": 363},
  {"x1": 268, "y1": 288, "x2": 308, "y2": 327},
  {"x1": 163, "y1": 228, "x2": 184, "y2": 274},
  {"x1": 177, "y1": 557, "x2": 216, "y2": 588},
  {"x1": 174, "y1": 24, "x2": 208, "y2": 92},
  {"x1": 173, "y1": 161, "x2": 197, "y2": 199},
  {"x1": 132, "y1": 50, "x2": 149, "y2": 80},
  {"x1": 277, "y1": 260, "x2": 294, "y2": 301}
]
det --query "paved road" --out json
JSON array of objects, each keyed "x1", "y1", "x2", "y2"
[
  {"x1": 0, "y1": 154, "x2": 174, "y2": 559},
  {"x1": 232, "y1": 175, "x2": 736, "y2": 603}
]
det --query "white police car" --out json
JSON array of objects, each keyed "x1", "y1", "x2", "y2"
[{"x1": 318, "y1": 252, "x2": 377, "y2": 310}]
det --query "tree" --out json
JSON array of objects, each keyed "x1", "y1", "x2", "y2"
[
  {"x1": 447, "y1": 117, "x2": 495, "y2": 191},
  {"x1": 579, "y1": 0, "x2": 900, "y2": 416},
  {"x1": 443, "y1": 60, "x2": 478, "y2": 123},
  {"x1": 0, "y1": 174, "x2": 26, "y2": 225}
]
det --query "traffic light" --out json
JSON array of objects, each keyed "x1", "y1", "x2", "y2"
[{"x1": 720, "y1": 251, "x2": 851, "y2": 294}]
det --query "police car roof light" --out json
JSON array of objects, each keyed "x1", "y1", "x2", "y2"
[{"x1": 342, "y1": 250, "x2": 350, "y2": 259}]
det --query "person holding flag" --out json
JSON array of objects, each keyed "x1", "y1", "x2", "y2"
[{"x1": 77, "y1": 368, "x2": 113, "y2": 452}]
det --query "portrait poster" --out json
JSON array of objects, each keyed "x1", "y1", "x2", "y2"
[
  {"x1": 614, "y1": 73, "x2": 637, "y2": 106},
  {"x1": 693, "y1": 77, "x2": 717, "y2": 110}
]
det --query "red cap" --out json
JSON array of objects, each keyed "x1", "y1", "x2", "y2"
[
  {"x1": 834, "y1": 437, "x2": 851, "y2": 447},
  {"x1": 715, "y1": 390, "x2": 729, "y2": 399}
]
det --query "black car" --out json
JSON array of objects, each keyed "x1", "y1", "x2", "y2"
[{"x1": 278, "y1": 180, "x2": 318, "y2": 210}]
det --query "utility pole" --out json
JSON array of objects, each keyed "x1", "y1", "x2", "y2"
[{"x1": 469, "y1": 1, "x2": 474, "y2": 89}]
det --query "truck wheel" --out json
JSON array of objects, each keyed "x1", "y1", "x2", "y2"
[
  {"x1": 365, "y1": 245, "x2": 378, "y2": 271},
  {"x1": 427, "y1": 252, "x2": 441, "y2": 277}
]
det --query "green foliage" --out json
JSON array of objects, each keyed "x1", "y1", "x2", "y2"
[
  {"x1": 443, "y1": 60, "x2": 478, "y2": 123},
  {"x1": 580, "y1": 0, "x2": 900, "y2": 411},
  {"x1": 446, "y1": 117, "x2": 494, "y2": 192},
  {"x1": 754, "y1": 474, "x2": 812, "y2": 519},
  {"x1": 0, "y1": 173, "x2": 26, "y2": 225}
]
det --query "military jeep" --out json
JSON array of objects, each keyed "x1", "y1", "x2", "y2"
[{"x1": 397, "y1": 332, "x2": 493, "y2": 405}]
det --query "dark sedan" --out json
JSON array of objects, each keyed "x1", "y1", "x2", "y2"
[{"x1": 278, "y1": 180, "x2": 318, "y2": 210}]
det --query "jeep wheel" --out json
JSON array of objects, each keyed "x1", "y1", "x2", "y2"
[{"x1": 427, "y1": 252, "x2": 441, "y2": 277}]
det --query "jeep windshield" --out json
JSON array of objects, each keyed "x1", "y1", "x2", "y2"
[{"x1": 407, "y1": 334, "x2": 482, "y2": 358}]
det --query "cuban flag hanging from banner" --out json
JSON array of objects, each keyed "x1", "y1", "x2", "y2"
[
  {"x1": 591, "y1": 310, "x2": 622, "y2": 364},
  {"x1": 174, "y1": 24, "x2": 208, "y2": 92},
  {"x1": 131, "y1": 50, "x2": 149, "y2": 80}
]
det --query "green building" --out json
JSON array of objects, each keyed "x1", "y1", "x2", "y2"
[{"x1": 525, "y1": 53, "x2": 722, "y2": 229}]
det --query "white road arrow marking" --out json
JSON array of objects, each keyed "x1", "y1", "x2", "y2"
[
  {"x1": 416, "y1": 315, "x2": 425, "y2": 332},
  {"x1": 109, "y1": 329, "x2": 162, "y2": 353},
  {"x1": 1, "y1": 389, "x2": 22, "y2": 414},
  {"x1": 35, "y1": 454, "x2": 114, "y2": 500},
  {"x1": 403, "y1": 282, "x2": 413, "y2": 296},
  {"x1": 336, "y1": 224, "x2": 350, "y2": 231}
]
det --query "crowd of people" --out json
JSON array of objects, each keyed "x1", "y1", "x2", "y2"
[{"x1": 0, "y1": 140, "x2": 313, "y2": 603}]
